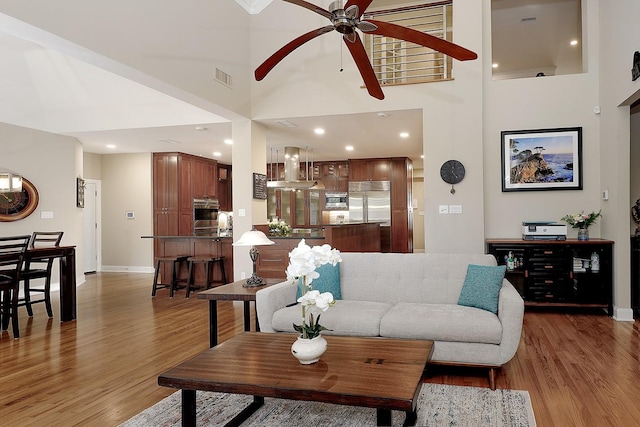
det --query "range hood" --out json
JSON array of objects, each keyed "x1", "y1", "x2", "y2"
[{"x1": 267, "y1": 146, "x2": 324, "y2": 190}]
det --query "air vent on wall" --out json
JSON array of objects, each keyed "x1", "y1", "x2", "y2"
[
  {"x1": 521, "y1": 17, "x2": 537, "y2": 23},
  {"x1": 215, "y1": 68, "x2": 233, "y2": 87}
]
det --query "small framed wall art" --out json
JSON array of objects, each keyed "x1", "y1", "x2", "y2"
[
  {"x1": 77, "y1": 177, "x2": 86, "y2": 207},
  {"x1": 501, "y1": 127, "x2": 583, "y2": 192},
  {"x1": 253, "y1": 173, "x2": 267, "y2": 199}
]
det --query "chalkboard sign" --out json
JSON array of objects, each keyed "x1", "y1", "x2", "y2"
[{"x1": 253, "y1": 173, "x2": 267, "y2": 199}]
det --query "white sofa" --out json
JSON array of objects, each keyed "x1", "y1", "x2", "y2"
[{"x1": 256, "y1": 252, "x2": 525, "y2": 389}]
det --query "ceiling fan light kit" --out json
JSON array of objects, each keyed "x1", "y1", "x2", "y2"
[{"x1": 255, "y1": 0, "x2": 478, "y2": 100}]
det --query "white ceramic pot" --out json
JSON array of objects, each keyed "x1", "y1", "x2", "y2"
[{"x1": 291, "y1": 335, "x2": 327, "y2": 364}]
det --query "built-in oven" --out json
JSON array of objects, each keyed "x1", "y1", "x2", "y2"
[
  {"x1": 324, "y1": 192, "x2": 348, "y2": 210},
  {"x1": 193, "y1": 198, "x2": 219, "y2": 236}
]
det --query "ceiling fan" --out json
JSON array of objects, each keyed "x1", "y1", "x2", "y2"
[{"x1": 255, "y1": 0, "x2": 478, "y2": 100}]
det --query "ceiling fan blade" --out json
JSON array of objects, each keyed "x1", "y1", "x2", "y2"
[
  {"x1": 344, "y1": 0, "x2": 374, "y2": 17},
  {"x1": 255, "y1": 26, "x2": 334, "y2": 81},
  {"x1": 357, "y1": 20, "x2": 377, "y2": 33},
  {"x1": 366, "y1": 19, "x2": 477, "y2": 61},
  {"x1": 283, "y1": 0, "x2": 334, "y2": 20},
  {"x1": 343, "y1": 33, "x2": 385, "y2": 100},
  {"x1": 344, "y1": 5, "x2": 359, "y2": 20}
]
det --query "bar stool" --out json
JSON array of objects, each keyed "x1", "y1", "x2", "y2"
[
  {"x1": 152, "y1": 256, "x2": 189, "y2": 298},
  {"x1": 186, "y1": 256, "x2": 227, "y2": 298}
]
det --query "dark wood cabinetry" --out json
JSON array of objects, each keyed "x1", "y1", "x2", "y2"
[
  {"x1": 320, "y1": 162, "x2": 349, "y2": 192},
  {"x1": 217, "y1": 164, "x2": 232, "y2": 211},
  {"x1": 152, "y1": 152, "x2": 218, "y2": 237},
  {"x1": 391, "y1": 158, "x2": 413, "y2": 253},
  {"x1": 486, "y1": 239, "x2": 614, "y2": 315},
  {"x1": 348, "y1": 159, "x2": 390, "y2": 181}
]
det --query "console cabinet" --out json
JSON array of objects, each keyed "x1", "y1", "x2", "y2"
[{"x1": 486, "y1": 239, "x2": 613, "y2": 315}]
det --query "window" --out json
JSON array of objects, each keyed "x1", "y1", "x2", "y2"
[
  {"x1": 491, "y1": 0, "x2": 583, "y2": 80},
  {"x1": 364, "y1": 1, "x2": 453, "y2": 86}
]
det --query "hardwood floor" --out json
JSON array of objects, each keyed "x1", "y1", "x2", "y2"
[{"x1": 1, "y1": 272, "x2": 640, "y2": 426}]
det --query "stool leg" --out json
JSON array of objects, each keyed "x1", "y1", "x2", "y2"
[
  {"x1": 186, "y1": 261, "x2": 194, "y2": 298},
  {"x1": 205, "y1": 261, "x2": 212, "y2": 291},
  {"x1": 219, "y1": 259, "x2": 227, "y2": 285},
  {"x1": 170, "y1": 261, "x2": 177, "y2": 298},
  {"x1": 152, "y1": 259, "x2": 161, "y2": 297}
]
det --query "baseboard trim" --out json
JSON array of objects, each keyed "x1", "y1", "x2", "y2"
[
  {"x1": 101, "y1": 266, "x2": 155, "y2": 274},
  {"x1": 613, "y1": 307, "x2": 634, "y2": 322}
]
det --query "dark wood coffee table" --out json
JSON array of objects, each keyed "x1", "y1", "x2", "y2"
[{"x1": 158, "y1": 332, "x2": 433, "y2": 427}]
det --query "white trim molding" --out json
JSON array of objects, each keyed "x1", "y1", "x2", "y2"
[
  {"x1": 613, "y1": 306, "x2": 634, "y2": 322},
  {"x1": 233, "y1": 0, "x2": 272, "y2": 14}
]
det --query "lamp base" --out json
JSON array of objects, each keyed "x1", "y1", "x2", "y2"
[{"x1": 244, "y1": 274, "x2": 266, "y2": 287}]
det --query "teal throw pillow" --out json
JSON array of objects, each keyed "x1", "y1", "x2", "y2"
[
  {"x1": 457, "y1": 264, "x2": 506, "y2": 314},
  {"x1": 296, "y1": 263, "x2": 342, "y2": 300}
]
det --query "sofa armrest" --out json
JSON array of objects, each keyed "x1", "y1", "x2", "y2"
[
  {"x1": 497, "y1": 278, "x2": 525, "y2": 365},
  {"x1": 256, "y1": 280, "x2": 298, "y2": 333}
]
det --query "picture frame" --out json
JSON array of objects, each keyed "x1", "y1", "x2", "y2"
[
  {"x1": 76, "y1": 177, "x2": 86, "y2": 208},
  {"x1": 501, "y1": 127, "x2": 583, "y2": 192},
  {"x1": 253, "y1": 173, "x2": 267, "y2": 200}
]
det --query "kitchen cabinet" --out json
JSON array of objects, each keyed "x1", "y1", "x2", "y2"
[
  {"x1": 217, "y1": 164, "x2": 232, "y2": 211},
  {"x1": 153, "y1": 152, "x2": 218, "y2": 237},
  {"x1": 391, "y1": 158, "x2": 413, "y2": 253},
  {"x1": 268, "y1": 188, "x2": 321, "y2": 228},
  {"x1": 348, "y1": 159, "x2": 391, "y2": 181},
  {"x1": 486, "y1": 239, "x2": 613, "y2": 315},
  {"x1": 321, "y1": 162, "x2": 349, "y2": 191}
]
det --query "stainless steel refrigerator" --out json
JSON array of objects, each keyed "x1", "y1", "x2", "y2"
[{"x1": 348, "y1": 181, "x2": 391, "y2": 225}]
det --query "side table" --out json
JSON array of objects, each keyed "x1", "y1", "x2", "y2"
[{"x1": 197, "y1": 278, "x2": 282, "y2": 347}]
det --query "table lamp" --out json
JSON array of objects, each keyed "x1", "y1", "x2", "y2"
[{"x1": 233, "y1": 228, "x2": 275, "y2": 287}]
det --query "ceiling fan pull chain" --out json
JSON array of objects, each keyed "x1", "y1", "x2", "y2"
[{"x1": 340, "y1": 40, "x2": 344, "y2": 72}]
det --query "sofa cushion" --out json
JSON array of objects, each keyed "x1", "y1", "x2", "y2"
[
  {"x1": 379, "y1": 302, "x2": 503, "y2": 344},
  {"x1": 271, "y1": 300, "x2": 393, "y2": 337},
  {"x1": 296, "y1": 263, "x2": 342, "y2": 300},
  {"x1": 457, "y1": 264, "x2": 506, "y2": 314}
]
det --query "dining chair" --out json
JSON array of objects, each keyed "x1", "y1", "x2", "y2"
[
  {"x1": 19, "y1": 231, "x2": 64, "y2": 317},
  {"x1": 0, "y1": 234, "x2": 31, "y2": 338}
]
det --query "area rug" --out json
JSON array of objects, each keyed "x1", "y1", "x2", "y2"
[{"x1": 120, "y1": 383, "x2": 536, "y2": 427}]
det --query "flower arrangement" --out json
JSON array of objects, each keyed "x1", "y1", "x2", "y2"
[
  {"x1": 561, "y1": 210, "x2": 602, "y2": 229},
  {"x1": 286, "y1": 239, "x2": 342, "y2": 339},
  {"x1": 268, "y1": 218, "x2": 292, "y2": 236}
]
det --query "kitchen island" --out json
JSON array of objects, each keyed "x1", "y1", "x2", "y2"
[
  {"x1": 253, "y1": 222, "x2": 381, "y2": 279},
  {"x1": 141, "y1": 235, "x2": 234, "y2": 285}
]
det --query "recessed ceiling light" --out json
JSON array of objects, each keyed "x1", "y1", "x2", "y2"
[
  {"x1": 400, "y1": 132, "x2": 409, "y2": 138},
  {"x1": 345, "y1": 145, "x2": 354, "y2": 151},
  {"x1": 224, "y1": 139, "x2": 233, "y2": 145},
  {"x1": 570, "y1": 40, "x2": 578, "y2": 46},
  {"x1": 492, "y1": 63, "x2": 499, "y2": 68},
  {"x1": 106, "y1": 144, "x2": 116, "y2": 149},
  {"x1": 213, "y1": 151, "x2": 222, "y2": 157},
  {"x1": 420, "y1": 155, "x2": 424, "y2": 159},
  {"x1": 195, "y1": 126, "x2": 208, "y2": 131},
  {"x1": 314, "y1": 128, "x2": 325, "y2": 135},
  {"x1": 160, "y1": 139, "x2": 181, "y2": 144}
]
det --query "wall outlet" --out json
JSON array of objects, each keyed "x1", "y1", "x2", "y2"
[
  {"x1": 439, "y1": 205, "x2": 449, "y2": 214},
  {"x1": 240, "y1": 272, "x2": 246, "y2": 279},
  {"x1": 41, "y1": 211, "x2": 54, "y2": 219}
]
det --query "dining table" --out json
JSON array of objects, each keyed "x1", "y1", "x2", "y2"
[{"x1": 0, "y1": 245, "x2": 77, "y2": 322}]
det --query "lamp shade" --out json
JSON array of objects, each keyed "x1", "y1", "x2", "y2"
[{"x1": 233, "y1": 229, "x2": 275, "y2": 246}]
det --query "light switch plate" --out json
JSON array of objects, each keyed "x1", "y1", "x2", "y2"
[
  {"x1": 449, "y1": 205, "x2": 463, "y2": 214},
  {"x1": 439, "y1": 205, "x2": 449, "y2": 214},
  {"x1": 41, "y1": 211, "x2": 54, "y2": 219}
]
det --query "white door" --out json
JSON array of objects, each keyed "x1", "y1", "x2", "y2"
[{"x1": 82, "y1": 180, "x2": 99, "y2": 273}]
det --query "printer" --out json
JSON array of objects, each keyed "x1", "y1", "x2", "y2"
[{"x1": 522, "y1": 222, "x2": 567, "y2": 240}]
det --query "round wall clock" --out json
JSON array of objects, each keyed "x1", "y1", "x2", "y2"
[
  {"x1": 0, "y1": 178, "x2": 39, "y2": 221},
  {"x1": 440, "y1": 160, "x2": 465, "y2": 194}
]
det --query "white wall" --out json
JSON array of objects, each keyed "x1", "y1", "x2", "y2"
[
  {"x1": 250, "y1": 0, "x2": 485, "y2": 253},
  {"x1": 0, "y1": 122, "x2": 85, "y2": 286},
  {"x1": 100, "y1": 153, "x2": 154, "y2": 271}
]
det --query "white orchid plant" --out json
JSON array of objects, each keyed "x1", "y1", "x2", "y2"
[{"x1": 286, "y1": 239, "x2": 342, "y2": 339}]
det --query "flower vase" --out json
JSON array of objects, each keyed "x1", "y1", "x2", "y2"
[
  {"x1": 578, "y1": 226, "x2": 589, "y2": 241},
  {"x1": 291, "y1": 335, "x2": 327, "y2": 364}
]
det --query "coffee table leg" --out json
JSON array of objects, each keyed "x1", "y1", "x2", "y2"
[
  {"x1": 224, "y1": 396, "x2": 264, "y2": 427},
  {"x1": 377, "y1": 408, "x2": 391, "y2": 426},
  {"x1": 209, "y1": 300, "x2": 218, "y2": 347},
  {"x1": 243, "y1": 301, "x2": 251, "y2": 331},
  {"x1": 182, "y1": 389, "x2": 196, "y2": 427}
]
